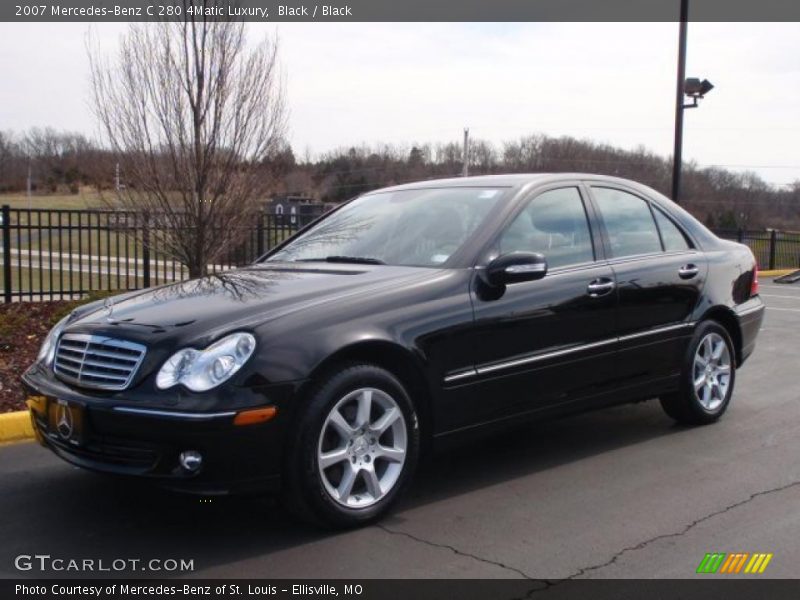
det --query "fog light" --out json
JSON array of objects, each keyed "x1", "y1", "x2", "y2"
[{"x1": 179, "y1": 450, "x2": 203, "y2": 473}]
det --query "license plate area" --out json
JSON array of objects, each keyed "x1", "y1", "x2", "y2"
[{"x1": 47, "y1": 399, "x2": 86, "y2": 446}]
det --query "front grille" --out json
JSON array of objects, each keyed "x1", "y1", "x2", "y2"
[{"x1": 54, "y1": 333, "x2": 147, "y2": 391}]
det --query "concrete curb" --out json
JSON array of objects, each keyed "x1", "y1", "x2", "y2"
[
  {"x1": 761, "y1": 269, "x2": 794, "y2": 277},
  {"x1": 0, "y1": 410, "x2": 34, "y2": 444}
]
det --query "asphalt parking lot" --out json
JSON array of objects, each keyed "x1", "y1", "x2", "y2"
[{"x1": 1, "y1": 281, "x2": 800, "y2": 580}]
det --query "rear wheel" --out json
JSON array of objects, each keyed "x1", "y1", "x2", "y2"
[
  {"x1": 660, "y1": 321, "x2": 736, "y2": 425},
  {"x1": 283, "y1": 364, "x2": 419, "y2": 528}
]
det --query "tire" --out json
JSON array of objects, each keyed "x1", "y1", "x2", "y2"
[
  {"x1": 660, "y1": 320, "x2": 736, "y2": 425},
  {"x1": 282, "y1": 363, "x2": 420, "y2": 528}
]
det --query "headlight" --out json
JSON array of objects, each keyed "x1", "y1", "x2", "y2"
[
  {"x1": 37, "y1": 315, "x2": 70, "y2": 366},
  {"x1": 156, "y1": 332, "x2": 257, "y2": 392}
]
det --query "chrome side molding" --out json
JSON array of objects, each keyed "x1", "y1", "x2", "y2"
[{"x1": 444, "y1": 321, "x2": 696, "y2": 384}]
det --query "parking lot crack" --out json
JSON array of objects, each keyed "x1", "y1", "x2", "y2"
[
  {"x1": 376, "y1": 523, "x2": 548, "y2": 583},
  {"x1": 560, "y1": 478, "x2": 800, "y2": 580}
]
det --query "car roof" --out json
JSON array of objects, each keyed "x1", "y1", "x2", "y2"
[{"x1": 374, "y1": 173, "x2": 654, "y2": 193}]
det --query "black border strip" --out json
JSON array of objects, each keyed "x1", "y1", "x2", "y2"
[
  {"x1": 4, "y1": 0, "x2": 800, "y2": 23},
  {"x1": 5, "y1": 578, "x2": 800, "y2": 600}
]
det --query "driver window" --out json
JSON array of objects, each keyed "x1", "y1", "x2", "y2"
[{"x1": 499, "y1": 187, "x2": 594, "y2": 269}]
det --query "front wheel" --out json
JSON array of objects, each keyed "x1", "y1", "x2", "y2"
[
  {"x1": 660, "y1": 321, "x2": 736, "y2": 425},
  {"x1": 283, "y1": 364, "x2": 420, "y2": 528}
]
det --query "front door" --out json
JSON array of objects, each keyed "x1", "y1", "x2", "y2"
[{"x1": 439, "y1": 185, "x2": 619, "y2": 432}]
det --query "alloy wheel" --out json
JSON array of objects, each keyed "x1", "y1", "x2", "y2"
[
  {"x1": 693, "y1": 332, "x2": 732, "y2": 411},
  {"x1": 317, "y1": 387, "x2": 408, "y2": 508}
]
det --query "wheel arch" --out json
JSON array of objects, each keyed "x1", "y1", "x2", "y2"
[
  {"x1": 699, "y1": 306, "x2": 743, "y2": 366},
  {"x1": 300, "y1": 340, "x2": 435, "y2": 445}
]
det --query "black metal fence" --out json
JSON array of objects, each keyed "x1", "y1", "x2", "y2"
[
  {"x1": 2, "y1": 204, "x2": 800, "y2": 303},
  {"x1": 1, "y1": 205, "x2": 320, "y2": 302},
  {"x1": 713, "y1": 228, "x2": 800, "y2": 271}
]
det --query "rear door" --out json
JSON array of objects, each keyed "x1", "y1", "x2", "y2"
[{"x1": 587, "y1": 185, "x2": 706, "y2": 387}]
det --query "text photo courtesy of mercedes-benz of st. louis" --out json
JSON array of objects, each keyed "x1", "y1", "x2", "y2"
[{"x1": 24, "y1": 173, "x2": 764, "y2": 527}]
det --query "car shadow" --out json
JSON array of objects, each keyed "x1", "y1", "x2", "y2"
[{"x1": 1, "y1": 401, "x2": 686, "y2": 578}]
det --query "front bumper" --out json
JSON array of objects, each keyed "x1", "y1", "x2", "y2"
[{"x1": 23, "y1": 366, "x2": 289, "y2": 494}]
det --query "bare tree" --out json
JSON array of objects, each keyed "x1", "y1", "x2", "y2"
[
  {"x1": 0, "y1": 131, "x2": 14, "y2": 190},
  {"x1": 89, "y1": 11, "x2": 287, "y2": 277},
  {"x1": 468, "y1": 139, "x2": 497, "y2": 174}
]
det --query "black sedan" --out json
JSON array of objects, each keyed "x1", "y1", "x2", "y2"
[{"x1": 23, "y1": 174, "x2": 765, "y2": 527}]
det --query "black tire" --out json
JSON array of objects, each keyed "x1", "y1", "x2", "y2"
[
  {"x1": 282, "y1": 363, "x2": 420, "y2": 528},
  {"x1": 660, "y1": 320, "x2": 736, "y2": 425}
]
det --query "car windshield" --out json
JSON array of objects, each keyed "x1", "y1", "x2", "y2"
[{"x1": 265, "y1": 187, "x2": 506, "y2": 267}]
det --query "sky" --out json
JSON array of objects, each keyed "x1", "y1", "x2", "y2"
[{"x1": 0, "y1": 22, "x2": 798, "y2": 187}]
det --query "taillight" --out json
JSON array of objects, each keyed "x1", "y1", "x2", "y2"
[{"x1": 751, "y1": 265, "x2": 759, "y2": 297}]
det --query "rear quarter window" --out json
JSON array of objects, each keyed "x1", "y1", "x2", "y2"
[
  {"x1": 653, "y1": 208, "x2": 691, "y2": 252},
  {"x1": 591, "y1": 187, "x2": 662, "y2": 258}
]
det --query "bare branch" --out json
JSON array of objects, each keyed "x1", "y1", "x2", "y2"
[{"x1": 89, "y1": 10, "x2": 287, "y2": 276}]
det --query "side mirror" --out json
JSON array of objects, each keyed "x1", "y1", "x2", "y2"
[{"x1": 485, "y1": 252, "x2": 547, "y2": 287}]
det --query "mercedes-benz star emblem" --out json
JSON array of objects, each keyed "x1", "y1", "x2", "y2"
[
  {"x1": 104, "y1": 296, "x2": 116, "y2": 323},
  {"x1": 56, "y1": 403, "x2": 74, "y2": 439}
]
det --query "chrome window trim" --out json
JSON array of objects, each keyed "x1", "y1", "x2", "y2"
[
  {"x1": 604, "y1": 249, "x2": 700, "y2": 267},
  {"x1": 444, "y1": 322, "x2": 696, "y2": 384},
  {"x1": 606, "y1": 250, "x2": 664, "y2": 262},
  {"x1": 472, "y1": 261, "x2": 608, "y2": 285},
  {"x1": 544, "y1": 261, "x2": 602, "y2": 276}
]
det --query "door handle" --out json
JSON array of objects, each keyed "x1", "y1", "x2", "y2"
[
  {"x1": 678, "y1": 264, "x2": 699, "y2": 279},
  {"x1": 587, "y1": 278, "x2": 616, "y2": 297}
]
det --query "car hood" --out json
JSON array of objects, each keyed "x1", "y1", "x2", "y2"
[{"x1": 65, "y1": 263, "x2": 439, "y2": 342}]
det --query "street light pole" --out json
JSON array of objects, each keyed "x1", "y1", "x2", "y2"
[
  {"x1": 671, "y1": 0, "x2": 689, "y2": 204},
  {"x1": 462, "y1": 127, "x2": 470, "y2": 177},
  {"x1": 27, "y1": 161, "x2": 32, "y2": 210}
]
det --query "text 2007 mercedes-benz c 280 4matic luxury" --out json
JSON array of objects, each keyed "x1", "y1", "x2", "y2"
[{"x1": 24, "y1": 174, "x2": 765, "y2": 527}]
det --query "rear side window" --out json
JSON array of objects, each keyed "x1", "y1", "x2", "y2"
[
  {"x1": 591, "y1": 187, "x2": 661, "y2": 258},
  {"x1": 653, "y1": 208, "x2": 691, "y2": 252}
]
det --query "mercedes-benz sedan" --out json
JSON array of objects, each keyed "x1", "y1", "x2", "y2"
[{"x1": 24, "y1": 174, "x2": 765, "y2": 527}]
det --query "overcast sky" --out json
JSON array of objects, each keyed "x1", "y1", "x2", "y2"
[{"x1": 0, "y1": 22, "x2": 798, "y2": 187}]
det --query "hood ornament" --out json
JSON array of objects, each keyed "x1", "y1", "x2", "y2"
[{"x1": 104, "y1": 296, "x2": 117, "y2": 323}]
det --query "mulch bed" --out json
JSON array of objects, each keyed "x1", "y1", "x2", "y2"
[{"x1": 0, "y1": 301, "x2": 77, "y2": 412}]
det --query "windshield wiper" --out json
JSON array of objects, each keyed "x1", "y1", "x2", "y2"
[{"x1": 295, "y1": 256, "x2": 386, "y2": 265}]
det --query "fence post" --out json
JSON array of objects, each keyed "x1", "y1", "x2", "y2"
[
  {"x1": 256, "y1": 212, "x2": 265, "y2": 257},
  {"x1": 2, "y1": 205, "x2": 11, "y2": 303},
  {"x1": 142, "y1": 211, "x2": 151, "y2": 289},
  {"x1": 737, "y1": 228, "x2": 744, "y2": 243},
  {"x1": 769, "y1": 229, "x2": 777, "y2": 271}
]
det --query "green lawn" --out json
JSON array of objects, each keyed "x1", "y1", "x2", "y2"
[
  {"x1": 21, "y1": 229, "x2": 143, "y2": 261},
  {"x1": 1, "y1": 266, "x2": 148, "y2": 297},
  {"x1": 0, "y1": 191, "x2": 108, "y2": 210}
]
